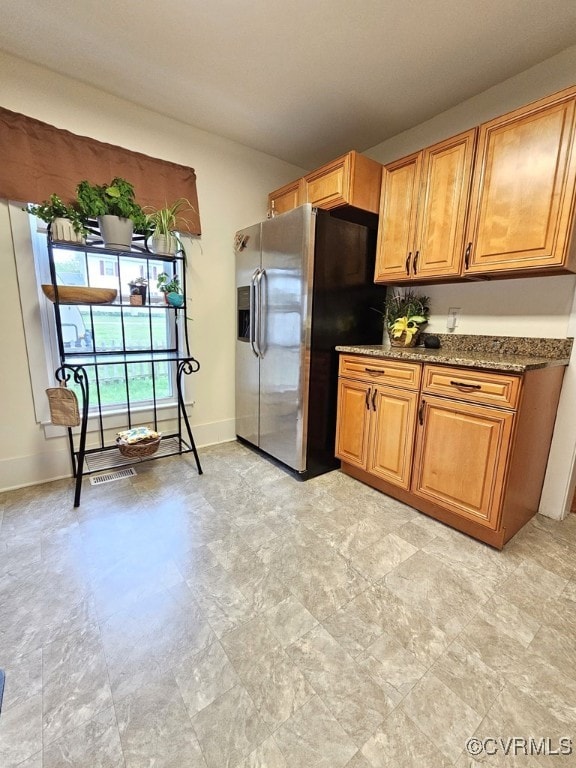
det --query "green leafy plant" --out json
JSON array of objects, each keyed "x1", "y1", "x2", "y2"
[
  {"x1": 76, "y1": 177, "x2": 148, "y2": 232},
  {"x1": 23, "y1": 194, "x2": 87, "y2": 235},
  {"x1": 383, "y1": 290, "x2": 430, "y2": 346},
  {"x1": 156, "y1": 272, "x2": 181, "y2": 295},
  {"x1": 145, "y1": 198, "x2": 195, "y2": 237}
]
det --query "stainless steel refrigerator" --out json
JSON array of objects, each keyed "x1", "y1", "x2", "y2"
[{"x1": 235, "y1": 203, "x2": 386, "y2": 477}]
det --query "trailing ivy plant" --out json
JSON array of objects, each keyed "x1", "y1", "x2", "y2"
[{"x1": 23, "y1": 194, "x2": 87, "y2": 235}]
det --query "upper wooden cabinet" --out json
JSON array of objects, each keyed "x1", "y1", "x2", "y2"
[
  {"x1": 375, "y1": 129, "x2": 476, "y2": 282},
  {"x1": 303, "y1": 151, "x2": 382, "y2": 213},
  {"x1": 374, "y1": 85, "x2": 576, "y2": 284},
  {"x1": 464, "y1": 87, "x2": 576, "y2": 276},
  {"x1": 268, "y1": 178, "x2": 305, "y2": 217},
  {"x1": 267, "y1": 151, "x2": 383, "y2": 218}
]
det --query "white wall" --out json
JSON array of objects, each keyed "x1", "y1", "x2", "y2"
[
  {"x1": 0, "y1": 50, "x2": 305, "y2": 490},
  {"x1": 365, "y1": 45, "x2": 576, "y2": 519}
]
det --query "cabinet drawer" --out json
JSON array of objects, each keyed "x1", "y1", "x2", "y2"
[
  {"x1": 339, "y1": 355, "x2": 421, "y2": 389},
  {"x1": 422, "y1": 365, "x2": 521, "y2": 409}
]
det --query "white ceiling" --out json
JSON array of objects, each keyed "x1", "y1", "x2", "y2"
[{"x1": 1, "y1": 0, "x2": 576, "y2": 169}]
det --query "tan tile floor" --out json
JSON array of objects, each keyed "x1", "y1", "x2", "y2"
[{"x1": 0, "y1": 441, "x2": 575, "y2": 767}]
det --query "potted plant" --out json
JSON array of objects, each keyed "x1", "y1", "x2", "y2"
[
  {"x1": 76, "y1": 177, "x2": 148, "y2": 250},
  {"x1": 127, "y1": 276, "x2": 148, "y2": 305},
  {"x1": 23, "y1": 194, "x2": 87, "y2": 243},
  {"x1": 144, "y1": 198, "x2": 195, "y2": 256},
  {"x1": 383, "y1": 289, "x2": 430, "y2": 347},
  {"x1": 156, "y1": 272, "x2": 183, "y2": 307}
]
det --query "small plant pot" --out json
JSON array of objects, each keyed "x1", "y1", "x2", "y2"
[
  {"x1": 166, "y1": 292, "x2": 184, "y2": 308},
  {"x1": 51, "y1": 217, "x2": 85, "y2": 244},
  {"x1": 148, "y1": 233, "x2": 179, "y2": 256},
  {"x1": 128, "y1": 284, "x2": 147, "y2": 304},
  {"x1": 388, "y1": 328, "x2": 422, "y2": 348},
  {"x1": 98, "y1": 215, "x2": 134, "y2": 251}
]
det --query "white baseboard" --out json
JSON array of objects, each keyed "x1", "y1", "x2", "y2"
[
  {"x1": 0, "y1": 418, "x2": 237, "y2": 494},
  {"x1": 190, "y1": 418, "x2": 236, "y2": 448},
  {"x1": 0, "y1": 447, "x2": 73, "y2": 492}
]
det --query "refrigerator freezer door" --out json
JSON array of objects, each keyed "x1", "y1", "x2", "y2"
[
  {"x1": 259, "y1": 204, "x2": 315, "y2": 471},
  {"x1": 235, "y1": 223, "x2": 261, "y2": 446}
]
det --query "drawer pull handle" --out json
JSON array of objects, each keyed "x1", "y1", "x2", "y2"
[
  {"x1": 365, "y1": 387, "x2": 371, "y2": 410},
  {"x1": 413, "y1": 250, "x2": 419, "y2": 275},
  {"x1": 418, "y1": 399, "x2": 425, "y2": 425},
  {"x1": 450, "y1": 380, "x2": 481, "y2": 391},
  {"x1": 365, "y1": 368, "x2": 385, "y2": 375},
  {"x1": 405, "y1": 252, "x2": 412, "y2": 275},
  {"x1": 371, "y1": 389, "x2": 377, "y2": 411},
  {"x1": 464, "y1": 242, "x2": 472, "y2": 270}
]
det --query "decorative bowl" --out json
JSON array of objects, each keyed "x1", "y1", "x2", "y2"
[{"x1": 42, "y1": 285, "x2": 117, "y2": 304}]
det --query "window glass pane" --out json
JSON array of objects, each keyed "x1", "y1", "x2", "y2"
[
  {"x1": 68, "y1": 360, "x2": 172, "y2": 408},
  {"x1": 31, "y1": 226, "x2": 180, "y2": 411}
]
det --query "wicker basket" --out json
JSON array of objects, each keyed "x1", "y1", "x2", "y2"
[{"x1": 116, "y1": 436, "x2": 161, "y2": 458}]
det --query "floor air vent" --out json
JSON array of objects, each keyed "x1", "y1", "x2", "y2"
[{"x1": 90, "y1": 467, "x2": 137, "y2": 485}]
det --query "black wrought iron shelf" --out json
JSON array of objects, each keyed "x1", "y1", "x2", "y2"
[
  {"x1": 80, "y1": 434, "x2": 195, "y2": 473},
  {"x1": 46, "y1": 235, "x2": 203, "y2": 506},
  {"x1": 52, "y1": 238, "x2": 186, "y2": 263},
  {"x1": 63, "y1": 351, "x2": 186, "y2": 365}
]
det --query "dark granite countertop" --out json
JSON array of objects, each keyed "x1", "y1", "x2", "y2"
[{"x1": 336, "y1": 334, "x2": 573, "y2": 373}]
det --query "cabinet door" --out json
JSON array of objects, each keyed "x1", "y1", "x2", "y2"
[
  {"x1": 374, "y1": 153, "x2": 421, "y2": 282},
  {"x1": 335, "y1": 378, "x2": 371, "y2": 468},
  {"x1": 268, "y1": 179, "x2": 304, "y2": 216},
  {"x1": 465, "y1": 90, "x2": 576, "y2": 274},
  {"x1": 304, "y1": 155, "x2": 350, "y2": 209},
  {"x1": 368, "y1": 385, "x2": 419, "y2": 489},
  {"x1": 412, "y1": 395, "x2": 514, "y2": 529},
  {"x1": 414, "y1": 129, "x2": 476, "y2": 279}
]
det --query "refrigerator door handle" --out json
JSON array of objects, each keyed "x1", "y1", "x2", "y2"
[
  {"x1": 250, "y1": 268, "x2": 260, "y2": 357},
  {"x1": 255, "y1": 268, "x2": 266, "y2": 358}
]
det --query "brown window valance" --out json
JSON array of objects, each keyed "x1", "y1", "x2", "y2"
[{"x1": 0, "y1": 107, "x2": 201, "y2": 234}]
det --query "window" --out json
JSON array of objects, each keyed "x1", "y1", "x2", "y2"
[{"x1": 8, "y1": 201, "x2": 185, "y2": 428}]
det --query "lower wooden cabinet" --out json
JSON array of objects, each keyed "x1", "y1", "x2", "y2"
[
  {"x1": 335, "y1": 377, "x2": 418, "y2": 489},
  {"x1": 411, "y1": 395, "x2": 514, "y2": 528},
  {"x1": 335, "y1": 378, "x2": 371, "y2": 468},
  {"x1": 336, "y1": 354, "x2": 566, "y2": 548},
  {"x1": 336, "y1": 357, "x2": 420, "y2": 490},
  {"x1": 367, "y1": 385, "x2": 419, "y2": 489}
]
